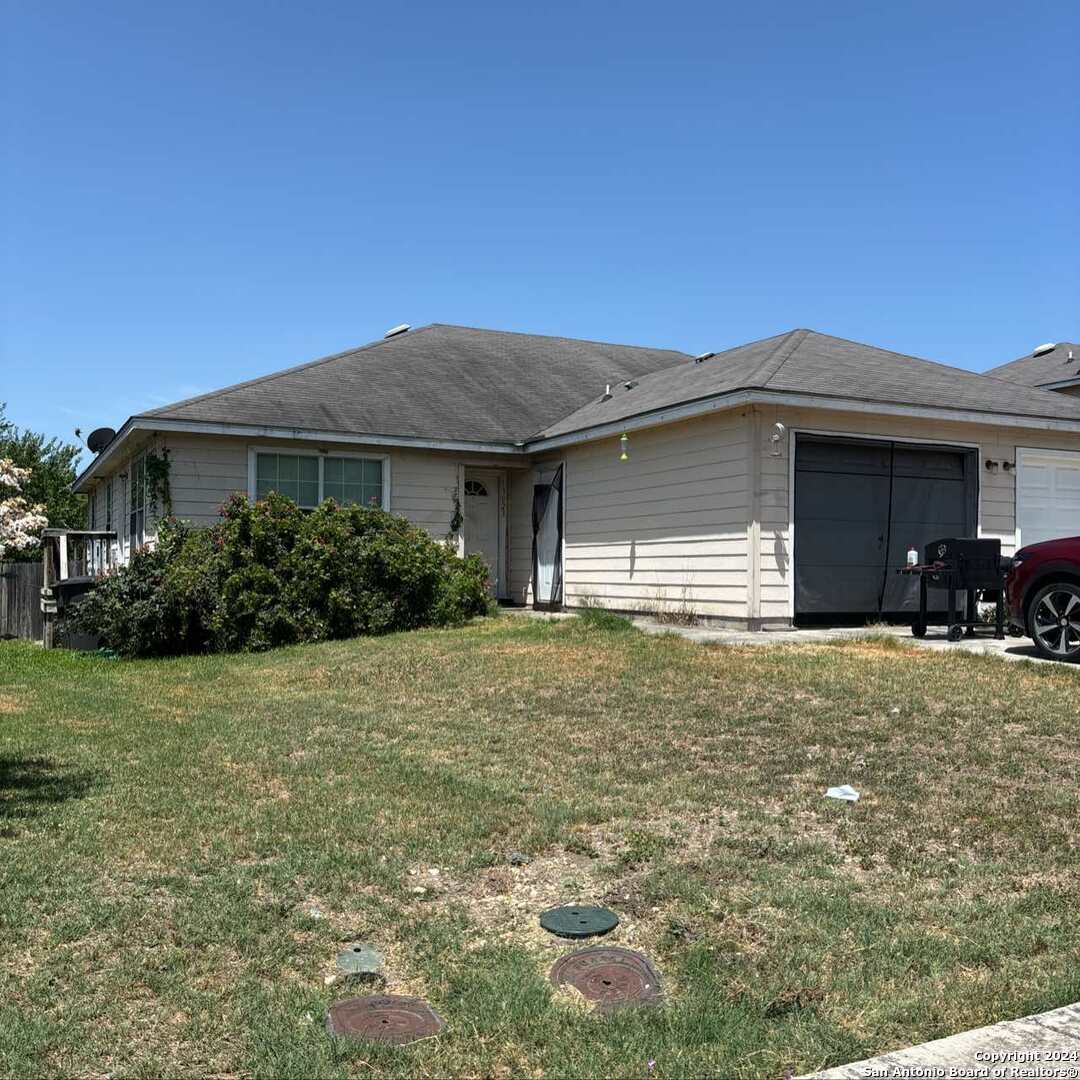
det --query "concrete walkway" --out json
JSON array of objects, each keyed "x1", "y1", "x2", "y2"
[{"x1": 804, "y1": 1001, "x2": 1080, "y2": 1077}]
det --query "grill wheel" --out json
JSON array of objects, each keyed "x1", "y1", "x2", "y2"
[{"x1": 1028, "y1": 582, "x2": 1080, "y2": 662}]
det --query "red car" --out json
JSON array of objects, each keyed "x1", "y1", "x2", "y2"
[{"x1": 1005, "y1": 536, "x2": 1080, "y2": 661}]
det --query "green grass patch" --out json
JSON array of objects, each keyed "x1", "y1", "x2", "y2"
[{"x1": 2, "y1": 619, "x2": 1080, "y2": 1076}]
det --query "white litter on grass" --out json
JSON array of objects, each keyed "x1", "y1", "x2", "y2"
[{"x1": 825, "y1": 784, "x2": 860, "y2": 802}]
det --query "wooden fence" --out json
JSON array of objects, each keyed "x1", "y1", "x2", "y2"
[{"x1": 0, "y1": 561, "x2": 44, "y2": 643}]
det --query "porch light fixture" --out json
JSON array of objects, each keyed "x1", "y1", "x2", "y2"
[
  {"x1": 985, "y1": 459, "x2": 999, "y2": 472},
  {"x1": 619, "y1": 433, "x2": 629, "y2": 461},
  {"x1": 769, "y1": 422, "x2": 786, "y2": 457}
]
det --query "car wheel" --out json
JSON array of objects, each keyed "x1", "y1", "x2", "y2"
[{"x1": 1028, "y1": 582, "x2": 1080, "y2": 662}]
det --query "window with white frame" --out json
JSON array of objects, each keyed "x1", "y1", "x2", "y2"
[
  {"x1": 253, "y1": 451, "x2": 386, "y2": 509},
  {"x1": 105, "y1": 481, "x2": 113, "y2": 532}
]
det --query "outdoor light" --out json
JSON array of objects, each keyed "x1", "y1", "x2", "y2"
[
  {"x1": 619, "y1": 433, "x2": 629, "y2": 461},
  {"x1": 769, "y1": 421, "x2": 786, "y2": 457}
]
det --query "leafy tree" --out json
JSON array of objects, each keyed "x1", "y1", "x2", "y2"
[{"x1": 0, "y1": 404, "x2": 85, "y2": 558}]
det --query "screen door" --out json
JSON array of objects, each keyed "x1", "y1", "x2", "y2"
[{"x1": 532, "y1": 465, "x2": 563, "y2": 609}]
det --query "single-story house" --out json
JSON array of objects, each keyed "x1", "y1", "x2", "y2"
[{"x1": 73, "y1": 325, "x2": 1080, "y2": 629}]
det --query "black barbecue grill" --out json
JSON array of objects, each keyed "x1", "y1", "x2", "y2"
[{"x1": 897, "y1": 537, "x2": 1009, "y2": 641}]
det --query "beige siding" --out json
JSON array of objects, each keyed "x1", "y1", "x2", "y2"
[
  {"x1": 88, "y1": 434, "x2": 536, "y2": 591},
  {"x1": 166, "y1": 435, "x2": 248, "y2": 525},
  {"x1": 389, "y1": 450, "x2": 459, "y2": 539},
  {"x1": 560, "y1": 409, "x2": 752, "y2": 620},
  {"x1": 104, "y1": 434, "x2": 464, "y2": 539},
  {"x1": 80, "y1": 400, "x2": 1080, "y2": 629},
  {"x1": 752, "y1": 404, "x2": 1080, "y2": 623},
  {"x1": 87, "y1": 482, "x2": 106, "y2": 531}
]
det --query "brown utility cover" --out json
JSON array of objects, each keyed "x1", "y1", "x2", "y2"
[
  {"x1": 326, "y1": 995, "x2": 445, "y2": 1045},
  {"x1": 550, "y1": 946, "x2": 662, "y2": 1013}
]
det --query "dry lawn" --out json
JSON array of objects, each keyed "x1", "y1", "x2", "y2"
[{"x1": 2, "y1": 612, "x2": 1079, "y2": 1078}]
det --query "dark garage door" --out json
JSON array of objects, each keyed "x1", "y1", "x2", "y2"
[{"x1": 794, "y1": 434, "x2": 978, "y2": 622}]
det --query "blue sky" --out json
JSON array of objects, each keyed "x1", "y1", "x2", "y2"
[{"x1": 3, "y1": 0, "x2": 1077, "y2": 456}]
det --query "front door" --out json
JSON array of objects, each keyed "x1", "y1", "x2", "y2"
[{"x1": 464, "y1": 470, "x2": 503, "y2": 597}]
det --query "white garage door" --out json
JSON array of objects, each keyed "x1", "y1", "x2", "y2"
[{"x1": 1017, "y1": 449, "x2": 1080, "y2": 546}]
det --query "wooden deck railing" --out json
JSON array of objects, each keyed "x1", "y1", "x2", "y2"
[
  {"x1": 40, "y1": 530, "x2": 118, "y2": 648},
  {"x1": 41, "y1": 529, "x2": 118, "y2": 587}
]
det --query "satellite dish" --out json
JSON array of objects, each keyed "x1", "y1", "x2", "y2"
[{"x1": 86, "y1": 427, "x2": 116, "y2": 454}]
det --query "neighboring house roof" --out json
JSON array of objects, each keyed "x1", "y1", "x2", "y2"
[
  {"x1": 537, "y1": 329, "x2": 1080, "y2": 439},
  {"x1": 985, "y1": 341, "x2": 1080, "y2": 388},
  {"x1": 138, "y1": 323, "x2": 691, "y2": 445}
]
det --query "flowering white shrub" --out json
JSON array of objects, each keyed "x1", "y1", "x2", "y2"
[{"x1": 0, "y1": 458, "x2": 48, "y2": 557}]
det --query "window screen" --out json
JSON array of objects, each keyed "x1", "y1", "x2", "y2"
[
  {"x1": 256, "y1": 454, "x2": 319, "y2": 507},
  {"x1": 254, "y1": 453, "x2": 383, "y2": 509},
  {"x1": 323, "y1": 456, "x2": 383, "y2": 508}
]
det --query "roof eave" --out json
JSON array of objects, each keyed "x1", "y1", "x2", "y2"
[
  {"x1": 1035, "y1": 376, "x2": 1080, "y2": 392},
  {"x1": 72, "y1": 416, "x2": 527, "y2": 491},
  {"x1": 522, "y1": 389, "x2": 1080, "y2": 452},
  {"x1": 72, "y1": 389, "x2": 1080, "y2": 493}
]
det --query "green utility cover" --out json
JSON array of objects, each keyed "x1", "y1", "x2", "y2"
[
  {"x1": 336, "y1": 943, "x2": 384, "y2": 976},
  {"x1": 539, "y1": 904, "x2": 619, "y2": 939}
]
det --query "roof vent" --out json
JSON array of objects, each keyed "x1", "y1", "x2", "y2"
[
  {"x1": 1032, "y1": 342, "x2": 1056, "y2": 357},
  {"x1": 694, "y1": 352, "x2": 715, "y2": 364},
  {"x1": 623, "y1": 380, "x2": 638, "y2": 391},
  {"x1": 384, "y1": 323, "x2": 410, "y2": 338}
]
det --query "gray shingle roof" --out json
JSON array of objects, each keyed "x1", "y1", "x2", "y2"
[
  {"x1": 132, "y1": 325, "x2": 1080, "y2": 454},
  {"x1": 536, "y1": 329, "x2": 1080, "y2": 438},
  {"x1": 138, "y1": 323, "x2": 690, "y2": 445},
  {"x1": 985, "y1": 341, "x2": 1080, "y2": 387}
]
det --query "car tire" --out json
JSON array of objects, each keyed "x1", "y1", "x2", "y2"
[{"x1": 1027, "y1": 581, "x2": 1080, "y2": 662}]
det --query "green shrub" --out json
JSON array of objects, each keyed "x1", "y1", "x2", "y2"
[
  {"x1": 573, "y1": 606, "x2": 635, "y2": 633},
  {"x1": 71, "y1": 494, "x2": 492, "y2": 657}
]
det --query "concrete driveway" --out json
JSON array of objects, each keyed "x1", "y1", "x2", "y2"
[
  {"x1": 631, "y1": 619, "x2": 1072, "y2": 666},
  {"x1": 803, "y1": 1000, "x2": 1080, "y2": 1078},
  {"x1": 507, "y1": 608, "x2": 1075, "y2": 667}
]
